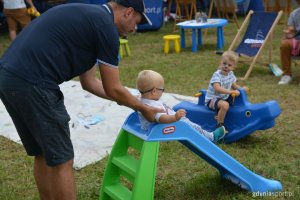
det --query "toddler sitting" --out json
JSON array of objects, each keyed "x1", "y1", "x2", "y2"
[{"x1": 136, "y1": 70, "x2": 226, "y2": 143}]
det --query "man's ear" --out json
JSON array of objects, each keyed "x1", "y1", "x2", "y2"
[{"x1": 124, "y1": 7, "x2": 134, "y2": 18}]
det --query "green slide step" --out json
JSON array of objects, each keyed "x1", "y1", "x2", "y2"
[{"x1": 100, "y1": 129, "x2": 159, "y2": 200}]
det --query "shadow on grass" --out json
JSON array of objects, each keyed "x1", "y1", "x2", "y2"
[
  {"x1": 155, "y1": 172, "x2": 248, "y2": 200},
  {"x1": 228, "y1": 134, "x2": 268, "y2": 147},
  {"x1": 184, "y1": 173, "x2": 247, "y2": 199}
]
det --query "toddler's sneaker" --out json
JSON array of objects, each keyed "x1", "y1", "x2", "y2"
[{"x1": 213, "y1": 126, "x2": 227, "y2": 143}]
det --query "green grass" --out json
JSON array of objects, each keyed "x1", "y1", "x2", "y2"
[{"x1": 1, "y1": 15, "x2": 300, "y2": 200}]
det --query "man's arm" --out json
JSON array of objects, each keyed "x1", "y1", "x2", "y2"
[{"x1": 79, "y1": 65, "x2": 112, "y2": 100}]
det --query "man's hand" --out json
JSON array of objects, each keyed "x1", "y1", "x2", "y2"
[{"x1": 283, "y1": 26, "x2": 295, "y2": 39}]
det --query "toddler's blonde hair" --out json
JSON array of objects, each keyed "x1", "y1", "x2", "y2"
[
  {"x1": 136, "y1": 70, "x2": 164, "y2": 92},
  {"x1": 221, "y1": 50, "x2": 239, "y2": 66}
]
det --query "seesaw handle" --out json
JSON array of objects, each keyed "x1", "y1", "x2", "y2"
[{"x1": 194, "y1": 92, "x2": 202, "y2": 97}]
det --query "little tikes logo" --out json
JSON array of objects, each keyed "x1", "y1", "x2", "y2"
[{"x1": 162, "y1": 126, "x2": 176, "y2": 134}]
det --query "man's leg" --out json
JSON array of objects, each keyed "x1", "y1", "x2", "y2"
[
  {"x1": 0, "y1": 70, "x2": 75, "y2": 199},
  {"x1": 16, "y1": 8, "x2": 31, "y2": 29},
  {"x1": 8, "y1": 29, "x2": 17, "y2": 41},
  {"x1": 280, "y1": 39, "x2": 292, "y2": 76},
  {"x1": 34, "y1": 155, "x2": 76, "y2": 200},
  {"x1": 3, "y1": 9, "x2": 18, "y2": 41}
]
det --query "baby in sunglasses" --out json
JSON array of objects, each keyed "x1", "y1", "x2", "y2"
[
  {"x1": 205, "y1": 51, "x2": 248, "y2": 128},
  {"x1": 136, "y1": 70, "x2": 226, "y2": 143}
]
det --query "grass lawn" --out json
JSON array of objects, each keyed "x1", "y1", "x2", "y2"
[{"x1": 0, "y1": 13, "x2": 299, "y2": 200}]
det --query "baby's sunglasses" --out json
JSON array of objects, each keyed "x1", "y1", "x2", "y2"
[{"x1": 140, "y1": 87, "x2": 165, "y2": 94}]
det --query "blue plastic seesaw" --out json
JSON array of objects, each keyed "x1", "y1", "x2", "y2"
[{"x1": 173, "y1": 88, "x2": 281, "y2": 143}]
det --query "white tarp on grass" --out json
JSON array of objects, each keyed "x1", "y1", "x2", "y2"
[{"x1": 0, "y1": 80, "x2": 197, "y2": 169}]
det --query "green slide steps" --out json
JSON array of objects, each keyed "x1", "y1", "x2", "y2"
[{"x1": 100, "y1": 129, "x2": 159, "y2": 200}]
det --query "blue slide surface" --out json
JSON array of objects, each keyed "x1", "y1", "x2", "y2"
[{"x1": 122, "y1": 112, "x2": 282, "y2": 192}]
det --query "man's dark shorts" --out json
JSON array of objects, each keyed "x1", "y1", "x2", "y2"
[{"x1": 0, "y1": 68, "x2": 73, "y2": 166}]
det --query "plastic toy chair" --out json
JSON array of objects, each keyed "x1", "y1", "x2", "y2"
[
  {"x1": 163, "y1": 34, "x2": 181, "y2": 55},
  {"x1": 119, "y1": 38, "x2": 131, "y2": 58}
]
